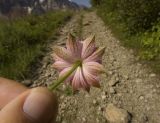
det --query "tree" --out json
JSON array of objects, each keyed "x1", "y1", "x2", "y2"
[{"x1": 91, "y1": 0, "x2": 102, "y2": 7}]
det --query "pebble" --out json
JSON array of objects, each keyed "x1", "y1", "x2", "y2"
[
  {"x1": 101, "y1": 95, "x2": 107, "y2": 100},
  {"x1": 150, "y1": 73, "x2": 156, "y2": 77},
  {"x1": 102, "y1": 91, "x2": 108, "y2": 96},
  {"x1": 152, "y1": 89, "x2": 156, "y2": 93},
  {"x1": 109, "y1": 87, "x2": 116, "y2": 94},
  {"x1": 93, "y1": 99, "x2": 98, "y2": 105},
  {"x1": 22, "y1": 80, "x2": 32, "y2": 86},
  {"x1": 139, "y1": 96, "x2": 144, "y2": 100},
  {"x1": 135, "y1": 79, "x2": 142, "y2": 83},
  {"x1": 124, "y1": 75, "x2": 129, "y2": 80},
  {"x1": 105, "y1": 103, "x2": 131, "y2": 123},
  {"x1": 144, "y1": 99, "x2": 148, "y2": 103},
  {"x1": 82, "y1": 117, "x2": 86, "y2": 122},
  {"x1": 98, "y1": 106, "x2": 104, "y2": 112},
  {"x1": 108, "y1": 71, "x2": 114, "y2": 75},
  {"x1": 108, "y1": 77, "x2": 119, "y2": 86}
]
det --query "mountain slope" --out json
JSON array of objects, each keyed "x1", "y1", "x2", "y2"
[{"x1": 0, "y1": 0, "x2": 80, "y2": 16}]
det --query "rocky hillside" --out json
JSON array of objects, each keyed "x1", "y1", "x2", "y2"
[
  {"x1": 0, "y1": 0, "x2": 80, "y2": 16},
  {"x1": 44, "y1": 0, "x2": 80, "y2": 10}
]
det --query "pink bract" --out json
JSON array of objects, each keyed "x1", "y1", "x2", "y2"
[{"x1": 53, "y1": 34, "x2": 105, "y2": 91}]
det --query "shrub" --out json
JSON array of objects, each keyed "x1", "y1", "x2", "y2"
[
  {"x1": 140, "y1": 22, "x2": 160, "y2": 60},
  {"x1": 117, "y1": 0, "x2": 160, "y2": 32},
  {"x1": 93, "y1": 0, "x2": 160, "y2": 33},
  {"x1": 92, "y1": 0, "x2": 160, "y2": 73}
]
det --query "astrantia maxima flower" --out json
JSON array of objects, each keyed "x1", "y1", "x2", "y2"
[{"x1": 52, "y1": 34, "x2": 105, "y2": 91}]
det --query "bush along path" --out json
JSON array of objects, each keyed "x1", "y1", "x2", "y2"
[
  {"x1": 0, "y1": 11, "x2": 72, "y2": 80},
  {"x1": 26, "y1": 12, "x2": 160, "y2": 123}
]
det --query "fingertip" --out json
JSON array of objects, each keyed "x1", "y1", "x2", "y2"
[
  {"x1": 0, "y1": 87, "x2": 58, "y2": 123},
  {"x1": 23, "y1": 87, "x2": 58, "y2": 123}
]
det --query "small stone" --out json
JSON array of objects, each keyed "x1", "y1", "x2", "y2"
[
  {"x1": 98, "y1": 106, "x2": 104, "y2": 112},
  {"x1": 146, "y1": 107, "x2": 150, "y2": 111},
  {"x1": 60, "y1": 95, "x2": 65, "y2": 100},
  {"x1": 153, "y1": 89, "x2": 156, "y2": 93},
  {"x1": 109, "y1": 87, "x2": 116, "y2": 94},
  {"x1": 62, "y1": 84, "x2": 67, "y2": 90},
  {"x1": 108, "y1": 71, "x2": 114, "y2": 75},
  {"x1": 108, "y1": 77, "x2": 119, "y2": 86},
  {"x1": 102, "y1": 95, "x2": 107, "y2": 100},
  {"x1": 144, "y1": 99, "x2": 148, "y2": 103},
  {"x1": 135, "y1": 79, "x2": 142, "y2": 83},
  {"x1": 117, "y1": 93, "x2": 122, "y2": 97},
  {"x1": 150, "y1": 73, "x2": 156, "y2": 77},
  {"x1": 102, "y1": 91, "x2": 108, "y2": 95},
  {"x1": 139, "y1": 96, "x2": 144, "y2": 100},
  {"x1": 124, "y1": 75, "x2": 129, "y2": 80},
  {"x1": 62, "y1": 121, "x2": 67, "y2": 123},
  {"x1": 22, "y1": 80, "x2": 32, "y2": 86},
  {"x1": 105, "y1": 103, "x2": 131, "y2": 123},
  {"x1": 156, "y1": 84, "x2": 160, "y2": 88},
  {"x1": 82, "y1": 117, "x2": 86, "y2": 122},
  {"x1": 96, "y1": 118, "x2": 100, "y2": 123},
  {"x1": 130, "y1": 90, "x2": 134, "y2": 94},
  {"x1": 93, "y1": 99, "x2": 98, "y2": 105}
]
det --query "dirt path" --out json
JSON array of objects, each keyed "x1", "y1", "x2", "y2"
[{"x1": 29, "y1": 12, "x2": 160, "y2": 123}]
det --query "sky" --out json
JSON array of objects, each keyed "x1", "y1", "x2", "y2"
[{"x1": 71, "y1": 0, "x2": 91, "y2": 7}]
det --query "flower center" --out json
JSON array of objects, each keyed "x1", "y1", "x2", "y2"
[{"x1": 75, "y1": 60, "x2": 82, "y2": 67}]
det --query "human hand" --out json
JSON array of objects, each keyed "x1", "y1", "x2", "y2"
[{"x1": 0, "y1": 77, "x2": 58, "y2": 123}]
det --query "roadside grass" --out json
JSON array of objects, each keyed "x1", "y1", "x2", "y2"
[
  {"x1": 96, "y1": 9, "x2": 160, "y2": 74},
  {"x1": 0, "y1": 11, "x2": 72, "y2": 80},
  {"x1": 76, "y1": 14, "x2": 84, "y2": 39}
]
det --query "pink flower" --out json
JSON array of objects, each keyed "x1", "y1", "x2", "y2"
[{"x1": 52, "y1": 34, "x2": 105, "y2": 91}]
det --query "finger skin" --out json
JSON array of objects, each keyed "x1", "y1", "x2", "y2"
[
  {"x1": 0, "y1": 87, "x2": 58, "y2": 123},
  {"x1": 0, "y1": 77, "x2": 28, "y2": 109}
]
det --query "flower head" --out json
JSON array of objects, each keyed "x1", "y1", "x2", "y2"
[{"x1": 53, "y1": 34, "x2": 105, "y2": 91}]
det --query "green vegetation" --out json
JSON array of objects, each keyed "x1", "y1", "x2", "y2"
[
  {"x1": 91, "y1": 0, "x2": 160, "y2": 73},
  {"x1": 70, "y1": 12, "x2": 84, "y2": 40},
  {"x1": 76, "y1": 14, "x2": 84, "y2": 39},
  {"x1": 0, "y1": 11, "x2": 72, "y2": 79}
]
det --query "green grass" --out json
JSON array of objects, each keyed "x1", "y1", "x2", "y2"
[
  {"x1": 76, "y1": 14, "x2": 84, "y2": 39},
  {"x1": 71, "y1": 12, "x2": 84, "y2": 40},
  {"x1": 0, "y1": 11, "x2": 72, "y2": 80},
  {"x1": 95, "y1": 8, "x2": 160, "y2": 74}
]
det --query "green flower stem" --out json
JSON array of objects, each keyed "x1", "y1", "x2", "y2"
[{"x1": 48, "y1": 61, "x2": 81, "y2": 91}]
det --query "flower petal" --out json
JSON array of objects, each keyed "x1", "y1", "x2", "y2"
[
  {"x1": 53, "y1": 46, "x2": 76, "y2": 63},
  {"x1": 59, "y1": 67, "x2": 74, "y2": 84},
  {"x1": 66, "y1": 34, "x2": 82, "y2": 58},
  {"x1": 52, "y1": 53, "x2": 63, "y2": 61},
  {"x1": 82, "y1": 66, "x2": 100, "y2": 88},
  {"x1": 72, "y1": 67, "x2": 89, "y2": 91},
  {"x1": 83, "y1": 62, "x2": 105, "y2": 75},
  {"x1": 84, "y1": 47, "x2": 105, "y2": 63},
  {"x1": 81, "y1": 35, "x2": 96, "y2": 59},
  {"x1": 53, "y1": 61, "x2": 71, "y2": 71}
]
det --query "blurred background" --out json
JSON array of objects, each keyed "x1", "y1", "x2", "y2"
[
  {"x1": 0, "y1": 0, "x2": 90, "y2": 79},
  {"x1": 0, "y1": 0, "x2": 160, "y2": 80}
]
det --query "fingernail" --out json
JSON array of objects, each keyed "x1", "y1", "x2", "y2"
[{"x1": 23, "y1": 90, "x2": 52, "y2": 120}]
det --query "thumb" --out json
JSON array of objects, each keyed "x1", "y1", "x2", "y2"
[{"x1": 0, "y1": 87, "x2": 58, "y2": 123}]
